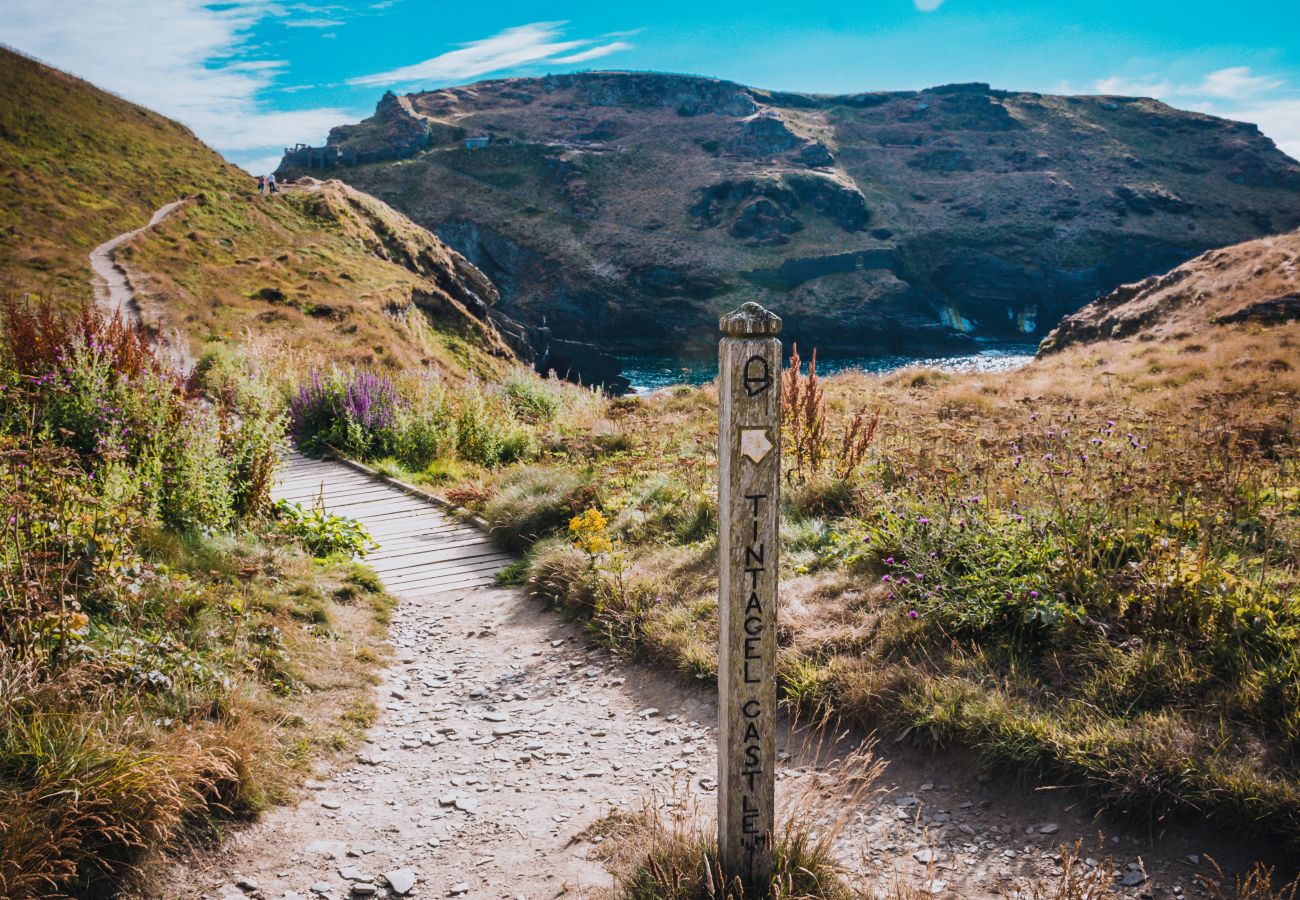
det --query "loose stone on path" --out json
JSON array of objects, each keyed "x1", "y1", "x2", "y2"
[{"x1": 159, "y1": 455, "x2": 1249, "y2": 900}]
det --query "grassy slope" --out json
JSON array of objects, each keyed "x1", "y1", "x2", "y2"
[
  {"x1": 125, "y1": 180, "x2": 514, "y2": 378},
  {"x1": 1040, "y1": 228, "x2": 1300, "y2": 350},
  {"x1": 388, "y1": 235, "x2": 1299, "y2": 856},
  {"x1": 0, "y1": 45, "x2": 513, "y2": 381},
  {"x1": 0, "y1": 46, "x2": 246, "y2": 302}
]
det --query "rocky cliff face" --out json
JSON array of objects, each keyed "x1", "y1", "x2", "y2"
[
  {"x1": 1038, "y1": 229, "x2": 1300, "y2": 354},
  {"x1": 278, "y1": 72, "x2": 1300, "y2": 358},
  {"x1": 296, "y1": 181, "x2": 628, "y2": 390}
]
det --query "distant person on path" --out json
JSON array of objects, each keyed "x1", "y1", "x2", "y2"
[
  {"x1": 257, "y1": 174, "x2": 266, "y2": 196},
  {"x1": 267, "y1": 173, "x2": 278, "y2": 195}
]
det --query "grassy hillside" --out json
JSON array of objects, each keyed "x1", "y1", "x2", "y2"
[
  {"x1": 278, "y1": 73, "x2": 1300, "y2": 357},
  {"x1": 1041, "y1": 228, "x2": 1300, "y2": 351},
  {"x1": 0, "y1": 46, "x2": 247, "y2": 301},
  {"x1": 124, "y1": 179, "x2": 515, "y2": 377},
  {"x1": 0, "y1": 45, "x2": 515, "y2": 382},
  {"x1": 289, "y1": 231, "x2": 1300, "y2": 860}
]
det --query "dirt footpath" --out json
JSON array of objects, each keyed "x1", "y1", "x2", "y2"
[{"x1": 158, "y1": 569, "x2": 1256, "y2": 900}]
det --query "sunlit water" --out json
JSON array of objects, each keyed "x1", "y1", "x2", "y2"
[{"x1": 620, "y1": 343, "x2": 1039, "y2": 395}]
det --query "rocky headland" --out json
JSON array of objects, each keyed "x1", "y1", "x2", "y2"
[{"x1": 279, "y1": 72, "x2": 1300, "y2": 361}]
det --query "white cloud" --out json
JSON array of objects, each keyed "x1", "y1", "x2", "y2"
[
  {"x1": 552, "y1": 42, "x2": 634, "y2": 65},
  {"x1": 1093, "y1": 75, "x2": 1173, "y2": 97},
  {"x1": 238, "y1": 152, "x2": 292, "y2": 177},
  {"x1": 1190, "y1": 98, "x2": 1300, "y2": 161},
  {"x1": 349, "y1": 21, "x2": 634, "y2": 88},
  {"x1": 914, "y1": 0, "x2": 944, "y2": 11},
  {"x1": 1192, "y1": 66, "x2": 1284, "y2": 100},
  {"x1": 1090, "y1": 66, "x2": 1299, "y2": 162},
  {"x1": 284, "y1": 17, "x2": 344, "y2": 28},
  {"x1": 0, "y1": 0, "x2": 349, "y2": 159}
]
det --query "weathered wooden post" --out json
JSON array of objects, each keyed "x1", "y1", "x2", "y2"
[{"x1": 717, "y1": 302, "x2": 781, "y2": 892}]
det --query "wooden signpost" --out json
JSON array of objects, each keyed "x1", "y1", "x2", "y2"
[{"x1": 717, "y1": 302, "x2": 781, "y2": 892}]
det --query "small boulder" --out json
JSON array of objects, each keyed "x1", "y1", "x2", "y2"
[{"x1": 385, "y1": 869, "x2": 417, "y2": 896}]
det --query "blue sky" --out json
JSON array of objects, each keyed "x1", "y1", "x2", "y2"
[{"x1": 3, "y1": 0, "x2": 1298, "y2": 174}]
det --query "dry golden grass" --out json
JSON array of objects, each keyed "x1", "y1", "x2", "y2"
[
  {"x1": 472, "y1": 315, "x2": 1300, "y2": 860},
  {"x1": 126, "y1": 181, "x2": 515, "y2": 382}
]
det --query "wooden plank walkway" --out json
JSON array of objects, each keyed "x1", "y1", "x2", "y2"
[{"x1": 272, "y1": 452, "x2": 510, "y2": 593}]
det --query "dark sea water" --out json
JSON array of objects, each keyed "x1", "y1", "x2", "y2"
[{"x1": 620, "y1": 343, "x2": 1040, "y2": 394}]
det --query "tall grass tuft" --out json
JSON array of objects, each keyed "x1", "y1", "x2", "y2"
[
  {"x1": 483, "y1": 469, "x2": 591, "y2": 550},
  {"x1": 594, "y1": 727, "x2": 881, "y2": 900}
]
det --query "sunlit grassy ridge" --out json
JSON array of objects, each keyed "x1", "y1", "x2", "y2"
[
  {"x1": 126, "y1": 179, "x2": 516, "y2": 378},
  {"x1": 0, "y1": 45, "x2": 247, "y2": 302},
  {"x1": 0, "y1": 46, "x2": 518, "y2": 383}
]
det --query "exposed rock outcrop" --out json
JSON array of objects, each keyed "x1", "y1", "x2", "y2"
[
  {"x1": 281, "y1": 92, "x2": 441, "y2": 173},
  {"x1": 728, "y1": 112, "x2": 801, "y2": 157},
  {"x1": 280, "y1": 72, "x2": 1300, "y2": 359},
  {"x1": 690, "y1": 174, "x2": 869, "y2": 245},
  {"x1": 1038, "y1": 229, "x2": 1300, "y2": 353}
]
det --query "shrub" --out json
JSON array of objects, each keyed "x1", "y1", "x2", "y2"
[
  {"x1": 288, "y1": 369, "x2": 402, "y2": 458},
  {"x1": 483, "y1": 469, "x2": 590, "y2": 550},
  {"x1": 503, "y1": 370, "x2": 559, "y2": 423},
  {"x1": 454, "y1": 381, "x2": 532, "y2": 467},
  {"x1": 2, "y1": 303, "x2": 277, "y2": 534},
  {"x1": 274, "y1": 499, "x2": 376, "y2": 559},
  {"x1": 160, "y1": 404, "x2": 235, "y2": 532},
  {"x1": 390, "y1": 377, "x2": 454, "y2": 470},
  {"x1": 192, "y1": 346, "x2": 284, "y2": 518}
]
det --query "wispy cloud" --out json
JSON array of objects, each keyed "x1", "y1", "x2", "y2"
[
  {"x1": 1094, "y1": 75, "x2": 1173, "y2": 97},
  {"x1": 914, "y1": 0, "x2": 944, "y2": 11},
  {"x1": 1194, "y1": 97, "x2": 1300, "y2": 160},
  {"x1": 553, "y1": 42, "x2": 634, "y2": 65},
  {"x1": 0, "y1": 0, "x2": 350, "y2": 171},
  {"x1": 1191, "y1": 66, "x2": 1283, "y2": 100},
  {"x1": 349, "y1": 21, "x2": 635, "y2": 88},
  {"x1": 1091, "y1": 66, "x2": 1299, "y2": 160},
  {"x1": 284, "y1": 17, "x2": 345, "y2": 29}
]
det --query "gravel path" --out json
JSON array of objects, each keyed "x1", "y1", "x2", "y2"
[
  {"x1": 159, "y1": 458, "x2": 1259, "y2": 900},
  {"x1": 89, "y1": 200, "x2": 191, "y2": 367}
]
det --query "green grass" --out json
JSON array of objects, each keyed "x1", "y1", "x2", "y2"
[
  {"x1": 0, "y1": 46, "x2": 248, "y2": 302},
  {"x1": 448, "y1": 323, "x2": 1300, "y2": 858}
]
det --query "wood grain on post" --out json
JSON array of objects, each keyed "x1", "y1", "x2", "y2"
[{"x1": 717, "y1": 302, "x2": 781, "y2": 892}]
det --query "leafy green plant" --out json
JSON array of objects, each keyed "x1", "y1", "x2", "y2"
[
  {"x1": 273, "y1": 499, "x2": 376, "y2": 559},
  {"x1": 503, "y1": 371, "x2": 560, "y2": 423},
  {"x1": 455, "y1": 381, "x2": 532, "y2": 467}
]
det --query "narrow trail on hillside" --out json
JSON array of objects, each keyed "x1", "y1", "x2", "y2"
[
  {"x1": 158, "y1": 455, "x2": 1251, "y2": 900},
  {"x1": 89, "y1": 199, "x2": 191, "y2": 366}
]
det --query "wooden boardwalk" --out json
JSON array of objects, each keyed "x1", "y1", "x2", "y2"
[{"x1": 272, "y1": 452, "x2": 510, "y2": 593}]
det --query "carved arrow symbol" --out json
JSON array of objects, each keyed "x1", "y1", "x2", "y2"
[{"x1": 740, "y1": 427, "x2": 774, "y2": 464}]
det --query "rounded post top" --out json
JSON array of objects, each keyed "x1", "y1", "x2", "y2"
[{"x1": 719, "y1": 302, "x2": 782, "y2": 338}]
